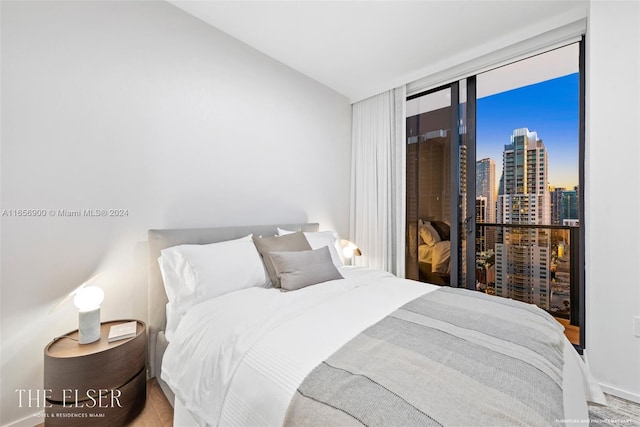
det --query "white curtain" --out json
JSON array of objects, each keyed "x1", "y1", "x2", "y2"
[{"x1": 350, "y1": 86, "x2": 406, "y2": 276}]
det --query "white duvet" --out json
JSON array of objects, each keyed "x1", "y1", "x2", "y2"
[
  {"x1": 418, "y1": 241, "x2": 451, "y2": 273},
  {"x1": 162, "y1": 267, "x2": 436, "y2": 426},
  {"x1": 162, "y1": 267, "x2": 602, "y2": 427}
]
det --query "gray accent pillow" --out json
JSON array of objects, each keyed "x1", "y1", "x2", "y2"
[
  {"x1": 269, "y1": 246, "x2": 344, "y2": 291},
  {"x1": 252, "y1": 232, "x2": 312, "y2": 288}
]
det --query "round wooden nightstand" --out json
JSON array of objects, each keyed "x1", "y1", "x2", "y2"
[{"x1": 43, "y1": 320, "x2": 147, "y2": 426}]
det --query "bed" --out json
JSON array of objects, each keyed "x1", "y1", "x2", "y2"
[
  {"x1": 417, "y1": 219, "x2": 451, "y2": 285},
  {"x1": 148, "y1": 223, "x2": 605, "y2": 427}
]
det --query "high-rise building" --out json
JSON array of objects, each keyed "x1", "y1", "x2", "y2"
[
  {"x1": 460, "y1": 143, "x2": 468, "y2": 281},
  {"x1": 495, "y1": 128, "x2": 551, "y2": 309},
  {"x1": 476, "y1": 158, "x2": 496, "y2": 222},
  {"x1": 562, "y1": 186, "x2": 579, "y2": 222},
  {"x1": 551, "y1": 187, "x2": 565, "y2": 225},
  {"x1": 476, "y1": 158, "x2": 496, "y2": 251},
  {"x1": 476, "y1": 196, "x2": 487, "y2": 253},
  {"x1": 551, "y1": 186, "x2": 579, "y2": 225}
]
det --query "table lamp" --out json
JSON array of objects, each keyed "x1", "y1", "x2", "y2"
[
  {"x1": 49, "y1": 272, "x2": 105, "y2": 344},
  {"x1": 73, "y1": 285, "x2": 104, "y2": 344},
  {"x1": 340, "y1": 239, "x2": 362, "y2": 265}
]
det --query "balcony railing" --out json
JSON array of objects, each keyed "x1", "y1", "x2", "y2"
[{"x1": 475, "y1": 223, "x2": 580, "y2": 327}]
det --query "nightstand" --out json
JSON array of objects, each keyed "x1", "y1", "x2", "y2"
[{"x1": 44, "y1": 320, "x2": 147, "y2": 426}]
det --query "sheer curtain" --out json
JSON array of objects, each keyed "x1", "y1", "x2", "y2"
[{"x1": 350, "y1": 86, "x2": 406, "y2": 276}]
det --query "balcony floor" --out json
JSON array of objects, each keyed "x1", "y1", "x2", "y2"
[{"x1": 555, "y1": 317, "x2": 580, "y2": 345}]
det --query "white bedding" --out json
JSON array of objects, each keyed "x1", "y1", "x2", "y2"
[
  {"x1": 162, "y1": 267, "x2": 602, "y2": 427},
  {"x1": 418, "y1": 241, "x2": 451, "y2": 273},
  {"x1": 417, "y1": 243, "x2": 434, "y2": 263}
]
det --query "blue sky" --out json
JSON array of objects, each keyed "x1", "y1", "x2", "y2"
[{"x1": 476, "y1": 73, "x2": 580, "y2": 190}]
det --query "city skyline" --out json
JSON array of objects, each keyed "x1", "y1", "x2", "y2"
[{"x1": 477, "y1": 73, "x2": 579, "y2": 190}]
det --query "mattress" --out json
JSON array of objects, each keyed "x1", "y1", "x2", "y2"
[
  {"x1": 162, "y1": 267, "x2": 603, "y2": 426},
  {"x1": 418, "y1": 243, "x2": 434, "y2": 263},
  {"x1": 418, "y1": 241, "x2": 450, "y2": 274},
  {"x1": 154, "y1": 331, "x2": 175, "y2": 407}
]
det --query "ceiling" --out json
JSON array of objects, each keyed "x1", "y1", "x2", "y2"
[{"x1": 167, "y1": 1, "x2": 588, "y2": 103}]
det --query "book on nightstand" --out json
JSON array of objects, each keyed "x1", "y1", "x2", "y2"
[{"x1": 108, "y1": 321, "x2": 137, "y2": 342}]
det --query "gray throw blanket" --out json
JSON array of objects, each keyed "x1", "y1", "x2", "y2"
[{"x1": 284, "y1": 287, "x2": 566, "y2": 427}]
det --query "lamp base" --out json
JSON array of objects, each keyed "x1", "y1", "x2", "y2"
[{"x1": 78, "y1": 308, "x2": 101, "y2": 344}]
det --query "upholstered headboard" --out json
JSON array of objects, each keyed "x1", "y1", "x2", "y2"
[
  {"x1": 430, "y1": 220, "x2": 450, "y2": 241},
  {"x1": 147, "y1": 223, "x2": 319, "y2": 379}
]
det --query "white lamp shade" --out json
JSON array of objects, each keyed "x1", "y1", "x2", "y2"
[
  {"x1": 341, "y1": 240, "x2": 361, "y2": 258},
  {"x1": 343, "y1": 246, "x2": 355, "y2": 258},
  {"x1": 73, "y1": 286, "x2": 104, "y2": 311}
]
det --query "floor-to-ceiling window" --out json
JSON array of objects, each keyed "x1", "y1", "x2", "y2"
[
  {"x1": 406, "y1": 86, "x2": 455, "y2": 285},
  {"x1": 406, "y1": 40, "x2": 585, "y2": 350}
]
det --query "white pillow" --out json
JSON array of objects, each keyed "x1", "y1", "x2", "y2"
[
  {"x1": 419, "y1": 220, "x2": 441, "y2": 247},
  {"x1": 158, "y1": 253, "x2": 185, "y2": 305},
  {"x1": 277, "y1": 228, "x2": 343, "y2": 268},
  {"x1": 159, "y1": 235, "x2": 269, "y2": 321},
  {"x1": 158, "y1": 255, "x2": 187, "y2": 340},
  {"x1": 165, "y1": 302, "x2": 179, "y2": 342}
]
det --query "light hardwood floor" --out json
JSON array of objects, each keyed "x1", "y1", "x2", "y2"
[
  {"x1": 128, "y1": 378, "x2": 173, "y2": 427},
  {"x1": 35, "y1": 379, "x2": 173, "y2": 427},
  {"x1": 555, "y1": 317, "x2": 580, "y2": 346}
]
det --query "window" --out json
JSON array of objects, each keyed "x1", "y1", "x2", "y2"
[{"x1": 406, "y1": 39, "x2": 585, "y2": 351}]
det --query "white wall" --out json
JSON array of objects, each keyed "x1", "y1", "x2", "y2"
[
  {"x1": 585, "y1": 0, "x2": 640, "y2": 401},
  {"x1": 0, "y1": 1, "x2": 351, "y2": 425}
]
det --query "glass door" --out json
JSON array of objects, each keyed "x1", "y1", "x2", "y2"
[
  {"x1": 474, "y1": 43, "x2": 583, "y2": 346},
  {"x1": 405, "y1": 40, "x2": 585, "y2": 350},
  {"x1": 405, "y1": 84, "x2": 459, "y2": 286},
  {"x1": 460, "y1": 78, "x2": 476, "y2": 290}
]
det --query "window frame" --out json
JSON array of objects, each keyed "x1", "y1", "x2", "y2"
[{"x1": 405, "y1": 37, "x2": 586, "y2": 353}]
